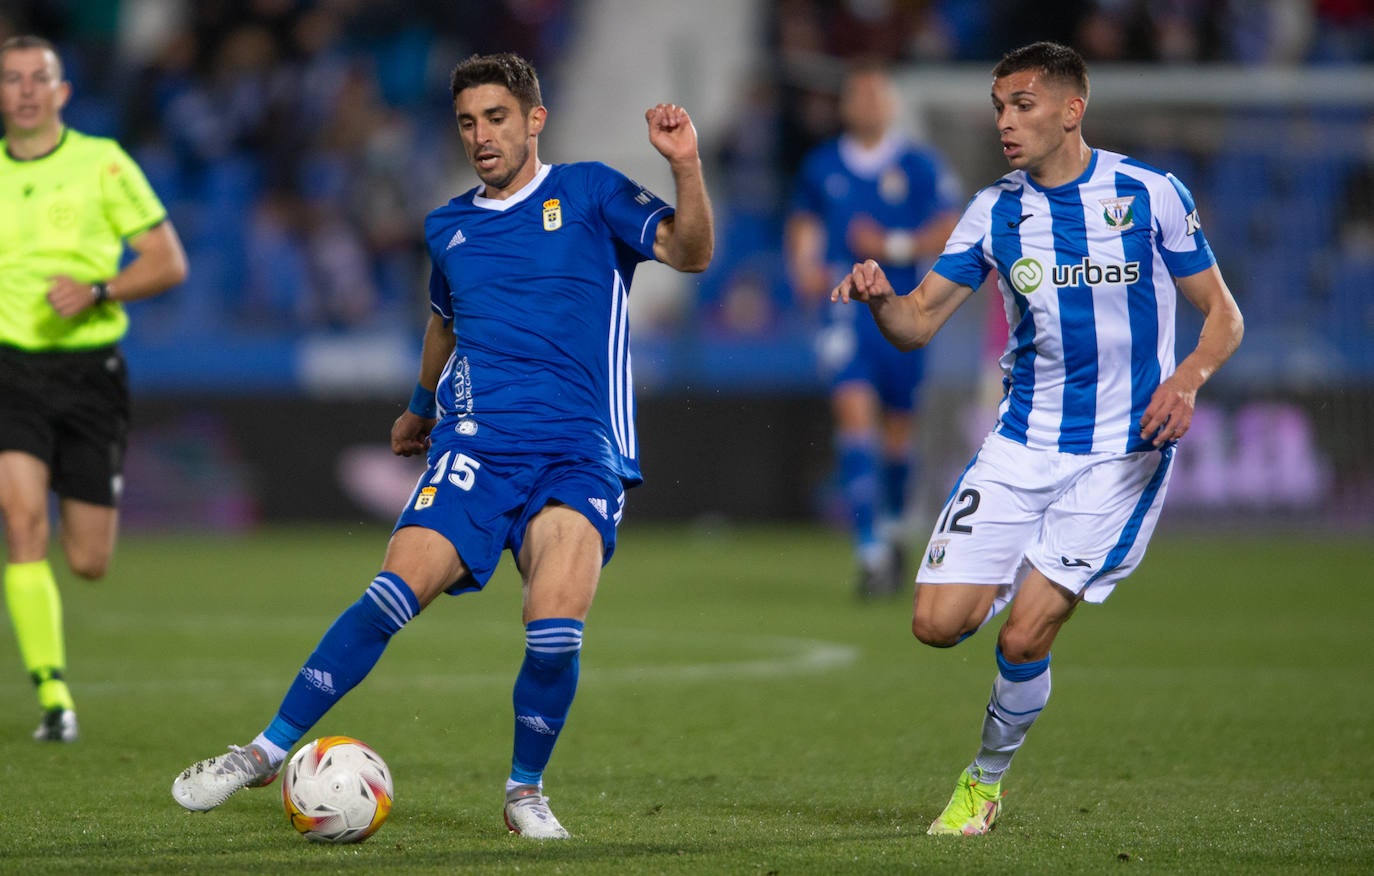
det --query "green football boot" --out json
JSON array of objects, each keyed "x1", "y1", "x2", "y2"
[{"x1": 928, "y1": 768, "x2": 1003, "y2": 836}]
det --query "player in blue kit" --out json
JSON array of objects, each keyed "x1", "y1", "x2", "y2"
[
  {"x1": 831, "y1": 43, "x2": 1243, "y2": 835},
  {"x1": 171, "y1": 52, "x2": 713, "y2": 839},
  {"x1": 785, "y1": 62, "x2": 961, "y2": 598}
]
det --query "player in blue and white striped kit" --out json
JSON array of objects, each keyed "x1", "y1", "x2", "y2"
[
  {"x1": 787, "y1": 62, "x2": 961, "y2": 598},
  {"x1": 831, "y1": 42, "x2": 1243, "y2": 835},
  {"x1": 172, "y1": 52, "x2": 714, "y2": 839}
]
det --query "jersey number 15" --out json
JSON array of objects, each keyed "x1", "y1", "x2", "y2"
[{"x1": 430, "y1": 450, "x2": 482, "y2": 491}]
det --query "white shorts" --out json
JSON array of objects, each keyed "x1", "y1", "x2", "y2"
[{"x1": 916, "y1": 432, "x2": 1176, "y2": 604}]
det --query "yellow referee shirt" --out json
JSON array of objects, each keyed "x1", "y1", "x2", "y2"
[{"x1": 0, "y1": 127, "x2": 167, "y2": 351}]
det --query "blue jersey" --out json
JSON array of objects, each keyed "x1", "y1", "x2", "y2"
[
  {"x1": 792, "y1": 132, "x2": 962, "y2": 291},
  {"x1": 932, "y1": 149, "x2": 1216, "y2": 455},
  {"x1": 424, "y1": 162, "x2": 672, "y2": 486}
]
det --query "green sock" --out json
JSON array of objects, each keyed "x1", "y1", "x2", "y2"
[{"x1": 4, "y1": 560, "x2": 74, "y2": 711}]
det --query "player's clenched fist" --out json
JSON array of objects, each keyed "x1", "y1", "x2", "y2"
[{"x1": 645, "y1": 103, "x2": 698, "y2": 163}]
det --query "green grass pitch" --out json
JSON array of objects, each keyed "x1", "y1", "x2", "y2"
[{"x1": 2, "y1": 522, "x2": 1371, "y2": 874}]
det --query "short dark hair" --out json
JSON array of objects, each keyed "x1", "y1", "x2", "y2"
[
  {"x1": 0, "y1": 35, "x2": 65, "y2": 80},
  {"x1": 449, "y1": 52, "x2": 542, "y2": 112},
  {"x1": 993, "y1": 41, "x2": 1088, "y2": 97}
]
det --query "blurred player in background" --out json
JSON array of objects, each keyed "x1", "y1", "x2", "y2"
[
  {"x1": 0, "y1": 35, "x2": 188, "y2": 743},
  {"x1": 171, "y1": 51, "x2": 713, "y2": 839},
  {"x1": 785, "y1": 60, "x2": 960, "y2": 598},
  {"x1": 831, "y1": 42, "x2": 1243, "y2": 834}
]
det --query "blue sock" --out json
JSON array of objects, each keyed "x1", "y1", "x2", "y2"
[
  {"x1": 263, "y1": 573, "x2": 420, "y2": 752},
  {"x1": 509, "y1": 618, "x2": 584, "y2": 786},
  {"x1": 881, "y1": 457, "x2": 912, "y2": 523},
  {"x1": 837, "y1": 435, "x2": 879, "y2": 552}
]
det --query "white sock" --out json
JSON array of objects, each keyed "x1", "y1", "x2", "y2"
[
  {"x1": 972, "y1": 654, "x2": 1051, "y2": 782},
  {"x1": 252, "y1": 733, "x2": 288, "y2": 766}
]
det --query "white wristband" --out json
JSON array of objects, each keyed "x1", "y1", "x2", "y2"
[{"x1": 883, "y1": 232, "x2": 916, "y2": 265}]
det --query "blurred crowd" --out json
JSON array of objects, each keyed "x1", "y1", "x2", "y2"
[
  {"x1": 700, "y1": 0, "x2": 1374, "y2": 345},
  {"x1": 2, "y1": 0, "x2": 1371, "y2": 347},
  {"x1": 2, "y1": 0, "x2": 570, "y2": 338},
  {"x1": 769, "y1": 0, "x2": 1373, "y2": 68},
  {"x1": 766, "y1": 0, "x2": 1373, "y2": 174}
]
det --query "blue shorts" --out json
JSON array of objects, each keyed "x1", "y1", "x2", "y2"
[
  {"x1": 816, "y1": 307, "x2": 927, "y2": 412},
  {"x1": 393, "y1": 440, "x2": 626, "y2": 594}
]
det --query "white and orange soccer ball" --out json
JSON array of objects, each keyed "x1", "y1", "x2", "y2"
[{"x1": 281, "y1": 736, "x2": 394, "y2": 843}]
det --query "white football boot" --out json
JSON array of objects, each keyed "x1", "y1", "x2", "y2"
[
  {"x1": 503, "y1": 784, "x2": 571, "y2": 839},
  {"x1": 172, "y1": 743, "x2": 279, "y2": 811}
]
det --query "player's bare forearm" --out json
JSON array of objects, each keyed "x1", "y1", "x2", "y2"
[
  {"x1": 646, "y1": 104, "x2": 714, "y2": 272},
  {"x1": 831, "y1": 260, "x2": 970, "y2": 351},
  {"x1": 655, "y1": 159, "x2": 713, "y2": 272},
  {"x1": 414, "y1": 313, "x2": 456, "y2": 394},
  {"x1": 1173, "y1": 304, "x2": 1243, "y2": 394},
  {"x1": 868, "y1": 296, "x2": 928, "y2": 351},
  {"x1": 830, "y1": 260, "x2": 919, "y2": 349},
  {"x1": 1139, "y1": 265, "x2": 1244, "y2": 446},
  {"x1": 393, "y1": 314, "x2": 453, "y2": 457},
  {"x1": 785, "y1": 215, "x2": 831, "y2": 302}
]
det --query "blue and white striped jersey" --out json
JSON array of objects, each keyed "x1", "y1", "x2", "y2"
[
  {"x1": 932, "y1": 149, "x2": 1215, "y2": 454},
  {"x1": 424, "y1": 162, "x2": 672, "y2": 486}
]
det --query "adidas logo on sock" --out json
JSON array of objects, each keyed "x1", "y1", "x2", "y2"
[
  {"x1": 300, "y1": 666, "x2": 335, "y2": 694},
  {"x1": 516, "y1": 714, "x2": 556, "y2": 736}
]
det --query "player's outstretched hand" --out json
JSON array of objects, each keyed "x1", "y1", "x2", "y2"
[
  {"x1": 645, "y1": 103, "x2": 699, "y2": 165},
  {"x1": 831, "y1": 259, "x2": 895, "y2": 305},
  {"x1": 391, "y1": 411, "x2": 434, "y2": 457}
]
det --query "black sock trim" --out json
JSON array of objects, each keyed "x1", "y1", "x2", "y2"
[{"x1": 30, "y1": 667, "x2": 65, "y2": 686}]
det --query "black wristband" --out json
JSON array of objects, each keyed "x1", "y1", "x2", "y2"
[{"x1": 91, "y1": 282, "x2": 111, "y2": 304}]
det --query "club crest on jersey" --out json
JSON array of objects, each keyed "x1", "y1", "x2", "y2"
[
  {"x1": 926, "y1": 538, "x2": 949, "y2": 568},
  {"x1": 414, "y1": 486, "x2": 437, "y2": 510},
  {"x1": 1100, "y1": 196, "x2": 1136, "y2": 231},
  {"x1": 48, "y1": 200, "x2": 77, "y2": 229},
  {"x1": 542, "y1": 198, "x2": 562, "y2": 231},
  {"x1": 879, "y1": 167, "x2": 909, "y2": 204}
]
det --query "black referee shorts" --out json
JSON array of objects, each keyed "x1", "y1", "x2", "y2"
[{"x1": 0, "y1": 343, "x2": 130, "y2": 507}]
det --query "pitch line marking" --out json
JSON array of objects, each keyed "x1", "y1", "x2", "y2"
[{"x1": 72, "y1": 634, "x2": 860, "y2": 695}]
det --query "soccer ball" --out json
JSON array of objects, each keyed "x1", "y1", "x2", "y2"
[{"x1": 282, "y1": 736, "x2": 394, "y2": 843}]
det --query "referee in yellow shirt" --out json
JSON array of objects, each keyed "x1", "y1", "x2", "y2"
[{"x1": 1, "y1": 35, "x2": 188, "y2": 742}]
